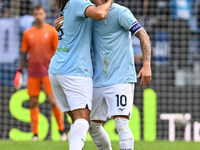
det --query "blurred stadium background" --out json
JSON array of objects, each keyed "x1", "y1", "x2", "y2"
[{"x1": 0, "y1": 0, "x2": 200, "y2": 149}]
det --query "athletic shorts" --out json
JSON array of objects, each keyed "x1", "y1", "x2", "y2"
[
  {"x1": 49, "y1": 74, "x2": 93, "y2": 112},
  {"x1": 90, "y1": 84, "x2": 135, "y2": 121},
  {"x1": 28, "y1": 76, "x2": 53, "y2": 97}
]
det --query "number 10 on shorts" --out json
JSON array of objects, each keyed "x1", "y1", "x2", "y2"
[{"x1": 116, "y1": 94, "x2": 127, "y2": 107}]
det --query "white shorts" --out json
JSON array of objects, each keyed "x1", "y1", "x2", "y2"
[
  {"x1": 49, "y1": 74, "x2": 93, "y2": 112},
  {"x1": 90, "y1": 84, "x2": 135, "y2": 121}
]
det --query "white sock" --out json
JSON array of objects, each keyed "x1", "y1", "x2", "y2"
[
  {"x1": 114, "y1": 118, "x2": 134, "y2": 150},
  {"x1": 89, "y1": 122, "x2": 112, "y2": 150},
  {"x1": 68, "y1": 119, "x2": 89, "y2": 150}
]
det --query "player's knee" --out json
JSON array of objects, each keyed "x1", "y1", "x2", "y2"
[
  {"x1": 89, "y1": 121, "x2": 104, "y2": 136},
  {"x1": 67, "y1": 111, "x2": 75, "y2": 123},
  {"x1": 114, "y1": 117, "x2": 133, "y2": 140},
  {"x1": 72, "y1": 109, "x2": 91, "y2": 124},
  {"x1": 113, "y1": 115, "x2": 129, "y2": 120},
  {"x1": 30, "y1": 97, "x2": 39, "y2": 108},
  {"x1": 89, "y1": 121, "x2": 102, "y2": 135},
  {"x1": 47, "y1": 94, "x2": 57, "y2": 108},
  {"x1": 89, "y1": 122, "x2": 112, "y2": 150},
  {"x1": 49, "y1": 102, "x2": 57, "y2": 108}
]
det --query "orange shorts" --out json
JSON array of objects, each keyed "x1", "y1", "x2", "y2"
[{"x1": 28, "y1": 76, "x2": 53, "y2": 97}]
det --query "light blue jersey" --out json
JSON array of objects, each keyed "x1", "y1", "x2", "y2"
[
  {"x1": 49, "y1": 0, "x2": 94, "y2": 77},
  {"x1": 93, "y1": 3, "x2": 138, "y2": 87}
]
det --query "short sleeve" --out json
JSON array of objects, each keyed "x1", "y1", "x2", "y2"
[
  {"x1": 73, "y1": 0, "x2": 94, "y2": 18},
  {"x1": 51, "y1": 29, "x2": 59, "y2": 54},
  {"x1": 21, "y1": 31, "x2": 28, "y2": 52},
  {"x1": 118, "y1": 7, "x2": 138, "y2": 31}
]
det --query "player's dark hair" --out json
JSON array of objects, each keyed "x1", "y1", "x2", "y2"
[
  {"x1": 33, "y1": 5, "x2": 45, "y2": 12},
  {"x1": 56, "y1": 0, "x2": 69, "y2": 12}
]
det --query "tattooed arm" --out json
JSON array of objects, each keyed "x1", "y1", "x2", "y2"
[{"x1": 135, "y1": 28, "x2": 152, "y2": 87}]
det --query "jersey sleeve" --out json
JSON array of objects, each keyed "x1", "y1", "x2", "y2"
[
  {"x1": 73, "y1": 0, "x2": 94, "y2": 18},
  {"x1": 21, "y1": 31, "x2": 28, "y2": 52},
  {"x1": 118, "y1": 7, "x2": 138, "y2": 31},
  {"x1": 51, "y1": 29, "x2": 59, "y2": 54}
]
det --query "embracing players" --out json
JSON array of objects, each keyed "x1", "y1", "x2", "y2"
[
  {"x1": 54, "y1": 0, "x2": 151, "y2": 149},
  {"x1": 14, "y1": 5, "x2": 66, "y2": 141}
]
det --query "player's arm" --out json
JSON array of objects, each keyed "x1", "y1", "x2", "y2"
[
  {"x1": 54, "y1": 0, "x2": 113, "y2": 30},
  {"x1": 18, "y1": 51, "x2": 28, "y2": 70},
  {"x1": 135, "y1": 28, "x2": 151, "y2": 62},
  {"x1": 85, "y1": 0, "x2": 113, "y2": 20},
  {"x1": 51, "y1": 29, "x2": 59, "y2": 55},
  {"x1": 18, "y1": 31, "x2": 29, "y2": 71},
  {"x1": 118, "y1": 8, "x2": 151, "y2": 87},
  {"x1": 14, "y1": 51, "x2": 27, "y2": 89},
  {"x1": 134, "y1": 28, "x2": 151, "y2": 88},
  {"x1": 14, "y1": 32, "x2": 28, "y2": 89}
]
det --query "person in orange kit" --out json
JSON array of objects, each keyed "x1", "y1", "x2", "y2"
[{"x1": 14, "y1": 5, "x2": 67, "y2": 141}]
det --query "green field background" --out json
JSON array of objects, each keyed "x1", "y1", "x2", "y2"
[{"x1": 1, "y1": 141, "x2": 200, "y2": 150}]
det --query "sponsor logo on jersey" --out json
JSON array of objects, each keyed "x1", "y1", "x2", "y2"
[{"x1": 57, "y1": 47, "x2": 69, "y2": 52}]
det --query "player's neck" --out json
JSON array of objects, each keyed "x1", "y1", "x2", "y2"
[{"x1": 35, "y1": 22, "x2": 46, "y2": 29}]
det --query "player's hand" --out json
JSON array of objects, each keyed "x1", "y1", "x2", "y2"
[
  {"x1": 137, "y1": 62, "x2": 151, "y2": 88},
  {"x1": 14, "y1": 71, "x2": 23, "y2": 90},
  {"x1": 54, "y1": 16, "x2": 64, "y2": 31}
]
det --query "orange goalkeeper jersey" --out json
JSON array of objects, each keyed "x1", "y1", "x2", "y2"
[{"x1": 21, "y1": 24, "x2": 58, "y2": 77}]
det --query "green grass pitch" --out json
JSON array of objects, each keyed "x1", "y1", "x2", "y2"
[{"x1": 1, "y1": 140, "x2": 200, "y2": 150}]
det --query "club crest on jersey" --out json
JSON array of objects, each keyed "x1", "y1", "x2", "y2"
[
  {"x1": 44, "y1": 33, "x2": 49, "y2": 39},
  {"x1": 30, "y1": 34, "x2": 34, "y2": 38}
]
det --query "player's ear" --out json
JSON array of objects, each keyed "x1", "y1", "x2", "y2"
[{"x1": 44, "y1": 11, "x2": 47, "y2": 18}]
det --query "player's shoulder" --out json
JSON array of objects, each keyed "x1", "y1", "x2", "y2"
[
  {"x1": 71, "y1": 0, "x2": 86, "y2": 4},
  {"x1": 46, "y1": 24, "x2": 57, "y2": 31},
  {"x1": 46, "y1": 24, "x2": 54, "y2": 29},
  {"x1": 113, "y1": 3, "x2": 132, "y2": 14},
  {"x1": 23, "y1": 26, "x2": 35, "y2": 35}
]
